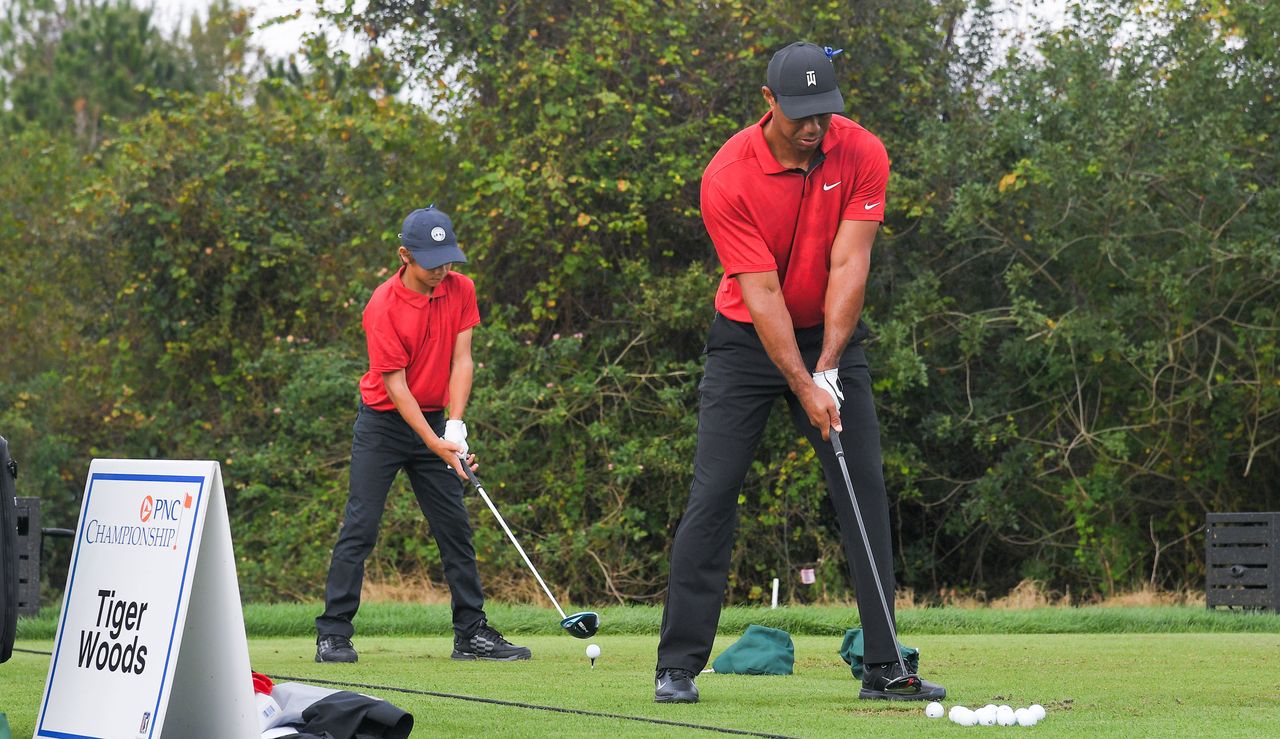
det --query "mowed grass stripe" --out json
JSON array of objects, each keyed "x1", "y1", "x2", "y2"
[{"x1": 18, "y1": 602, "x2": 1280, "y2": 640}]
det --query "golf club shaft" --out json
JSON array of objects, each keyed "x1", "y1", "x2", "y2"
[
  {"x1": 829, "y1": 429, "x2": 909, "y2": 675},
  {"x1": 462, "y1": 464, "x2": 568, "y2": 619}
]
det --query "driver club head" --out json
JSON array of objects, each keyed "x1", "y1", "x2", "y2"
[{"x1": 561, "y1": 611, "x2": 600, "y2": 639}]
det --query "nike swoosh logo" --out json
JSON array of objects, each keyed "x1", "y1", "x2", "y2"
[
  {"x1": 864, "y1": 202, "x2": 881, "y2": 210},
  {"x1": 823, "y1": 181, "x2": 841, "y2": 191}
]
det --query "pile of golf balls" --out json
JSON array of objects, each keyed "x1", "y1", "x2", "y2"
[{"x1": 927, "y1": 702, "x2": 1045, "y2": 727}]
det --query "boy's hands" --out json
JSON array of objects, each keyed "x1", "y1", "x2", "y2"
[{"x1": 428, "y1": 436, "x2": 476, "y2": 479}]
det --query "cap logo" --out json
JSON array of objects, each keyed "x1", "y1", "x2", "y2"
[
  {"x1": 806, "y1": 70, "x2": 817, "y2": 86},
  {"x1": 431, "y1": 227, "x2": 446, "y2": 242}
]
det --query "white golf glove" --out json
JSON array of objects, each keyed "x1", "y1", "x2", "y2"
[
  {"x1": 812, "y1": 368, "x2": 843, "y2": 410},
  {"x1": 444, "y1": 419, "x2": 469, "y2": 458}
]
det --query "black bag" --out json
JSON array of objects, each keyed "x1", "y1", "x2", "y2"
[{"x1": 1, "y1": 435, "x2": 18, "y2": 663}]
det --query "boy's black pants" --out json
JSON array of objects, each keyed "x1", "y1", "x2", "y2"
[{"x1": 317, "y1": 405, "x2": 486, "y2": 640}]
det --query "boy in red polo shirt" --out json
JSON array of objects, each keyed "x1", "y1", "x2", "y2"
[
  {"x1": 654, "y1": 42, "x2": 945, "y2": 703},
  {"x1": 315, "y1": 206, "x2": 530, "y2": 663}
]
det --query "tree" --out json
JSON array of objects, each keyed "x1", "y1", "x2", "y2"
[{"x1": 0, "y1": 0, "x2": 253, "y2": 145}]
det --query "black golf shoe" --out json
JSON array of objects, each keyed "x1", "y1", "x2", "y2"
[
  {"x1": 859, "y1": 660, "x2": 946, "y2": 701},
  {"x1": 315, "y1": 634, "x2": 358, "y2": 663},
  {"x1": 654, "y1": 667, "x2": 699, "y2": 703},
  {"x1": 451, "y1": 621, "x2": 532, "y2": 661}
]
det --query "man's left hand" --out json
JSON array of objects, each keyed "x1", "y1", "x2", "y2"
[
  {"x1": 812, "y1": 368, "x2": 843, "y2": 410},
  {"x1": 444, "y1": 419, "x2": 469, "y2": 458}
]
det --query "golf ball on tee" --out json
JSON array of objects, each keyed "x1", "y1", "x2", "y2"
[
  {"x1": 924, "y1": 701, "x2": 944, "y2": 718},
  {"x1": 585, "y1": 643, "x2": 601, "y2": 660}
]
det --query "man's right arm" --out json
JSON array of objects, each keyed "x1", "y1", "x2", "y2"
[
  {"x1": 736, "y1": 271, "x2": 841, "y2": 439},
  {"x1": 382, "y1": 369, "x2": 468, "y2": 478}
]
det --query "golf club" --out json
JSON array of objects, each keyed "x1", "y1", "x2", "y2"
[
  {"x1": 829, "y1": 428, "x2": 921, "y2": 695},
  {"x1": 460, "y1": 462, "x2": 600, "y2": 639}
]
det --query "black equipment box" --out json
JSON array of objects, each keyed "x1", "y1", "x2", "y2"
[{"x1": 1206, "y1": 512, "x2": 1279, "y2": 612}]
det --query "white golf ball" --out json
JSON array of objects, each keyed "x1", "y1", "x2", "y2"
[
  {"x1": 948, "y1": 706, "x2": 968, "y2": 721},
  {"x1": 585, "y1": 643, "x2": 601, "y2": 659},
  {"x1": 976, "y1": 706, "x2": 997, "y2": 726},
  {"x1": 996, "y1": 707, "x2": 1017, "y2": 726},
  {"x1": 950, "y1": 708, "x2": 977, "y2": 726},
  {"x1": 925, "y1": 701, "x2": 944, "y2": 718},
  {"x1": 1029, "y1": 703, "x2": 1046, "y2": 721},
  {"x1": 1015, "y1": 708, "x2": 1038, "y2": 727}
]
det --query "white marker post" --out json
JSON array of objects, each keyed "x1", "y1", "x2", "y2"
[
  {"x1": 35, "y1": 459, "x2": 257, "y2": 739},
  {"x1": 771, "y1": 577, "x2": 779, "y2": 609}
]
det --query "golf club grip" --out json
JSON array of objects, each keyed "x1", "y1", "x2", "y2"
[
  {"x1": 830, "y1": 429, "x2": 844, "y2": 458},
  {"x1": 462, "y1": 465, "x2": 568, "y2": 619}
]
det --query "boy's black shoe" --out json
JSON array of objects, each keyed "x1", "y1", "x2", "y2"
[
  {"x1": 654, "y1": 667, "x2": 699, "y2": 703},
  {"x1": 859, "y1": 660, "x2": 946, "y2": 701},
  {"x1": 315, "y1": 634, "x2": 358, "y2": 663},
  {"x1": 451, "y1": 621, "x2": 532, "y2": 661}
]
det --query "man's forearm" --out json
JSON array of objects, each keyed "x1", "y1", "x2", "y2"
[
  {"x1": 737, "y1": 272, "x2": 812, "y2": 391},
  {"x1": 818, "y1": 219, "x2": 876, "y2": 370},
  {"x1": 817, "y1": 280, "x2": 865, "y2": 371}
]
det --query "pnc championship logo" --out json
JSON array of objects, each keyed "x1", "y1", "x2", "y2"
[{"x1": 84, "y1": 492, "x2": 194, "y2": 550}]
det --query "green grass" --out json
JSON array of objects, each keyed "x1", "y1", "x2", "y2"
[
  {"x1": 7, "y1": 605, "x2": 1280, "y2": 736},
  {"x1": 15, "y1": 601, "x2": 1280, "y2": 639}
]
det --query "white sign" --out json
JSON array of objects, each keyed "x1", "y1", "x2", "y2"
[{"x1": 36, "y1": 459, "x2": 257, "y2": 739}]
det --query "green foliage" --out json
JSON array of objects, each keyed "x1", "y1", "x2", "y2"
[
  {"x1": 1, "y1": 70, "x2": 450, "y2": 598},
  {"x1": 336, "y1": 0, "x2": 976, "y2": 604},
  {"x1": 877, "y1": 0, "x2": 1280, "y2": 595},
  {"x1": 0, "y1": 0, "x2": 253, "y2": 145},
  {"x1": 2, "y1": 0, "x2": 1276, "y2": 606}
]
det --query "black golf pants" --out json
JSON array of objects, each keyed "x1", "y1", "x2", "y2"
[
  {"x1": 316, "y1": 404, "x2": 486, "y2": 640},
  {"x1": 658, "y1": 314, "x2": 900, "y2": 672}
]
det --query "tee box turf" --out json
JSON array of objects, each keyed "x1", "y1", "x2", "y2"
[{"x1": 1205, "y1": 512, "x2": 1279, "y2": 612}]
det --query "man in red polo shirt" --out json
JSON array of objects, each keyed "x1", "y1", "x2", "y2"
[
  {"x1": 654, "y1": 42, "x2": 945, "y2": 703},
  {"x1": 315, "y1": 206, "x2": 530, "y2": 663}
]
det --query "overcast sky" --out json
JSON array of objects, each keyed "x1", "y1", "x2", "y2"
[
  {"x1": 155, "y1": 0, "x2": 1069, "y2": 62},
  {"x1": 155, "y1": 0, "x2": 361, "y2": 60}
]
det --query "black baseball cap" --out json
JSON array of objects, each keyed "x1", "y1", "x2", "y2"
[
  {"x1": 399, "y1": 206, "x2": 467, "y2": 269},
  {"x1": 766, "y1": 42, "x2": 845, "y2": 120}
]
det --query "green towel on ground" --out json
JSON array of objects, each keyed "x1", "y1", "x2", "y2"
[
  {"x1": 712, "y1": 624, "x2": 795, "y2": 675},
  {"x1": 839, "y1": 628, "x2": 920, "y2": 679}
]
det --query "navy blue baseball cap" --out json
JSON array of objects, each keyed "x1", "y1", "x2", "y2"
[
  {"x1": 399, "y1": 206, "x2": 467, "y2": 269},
  {"x1": 766, "y1": 42, "x2": 845, "y2": 120}
]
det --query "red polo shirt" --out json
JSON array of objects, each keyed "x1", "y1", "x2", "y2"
[
  {"x1": 359, "y1": 267, "x2": 481, "y2": 412},
  {"x1": 701, "y1": 112, "x2": 889, "y2": 328}
]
